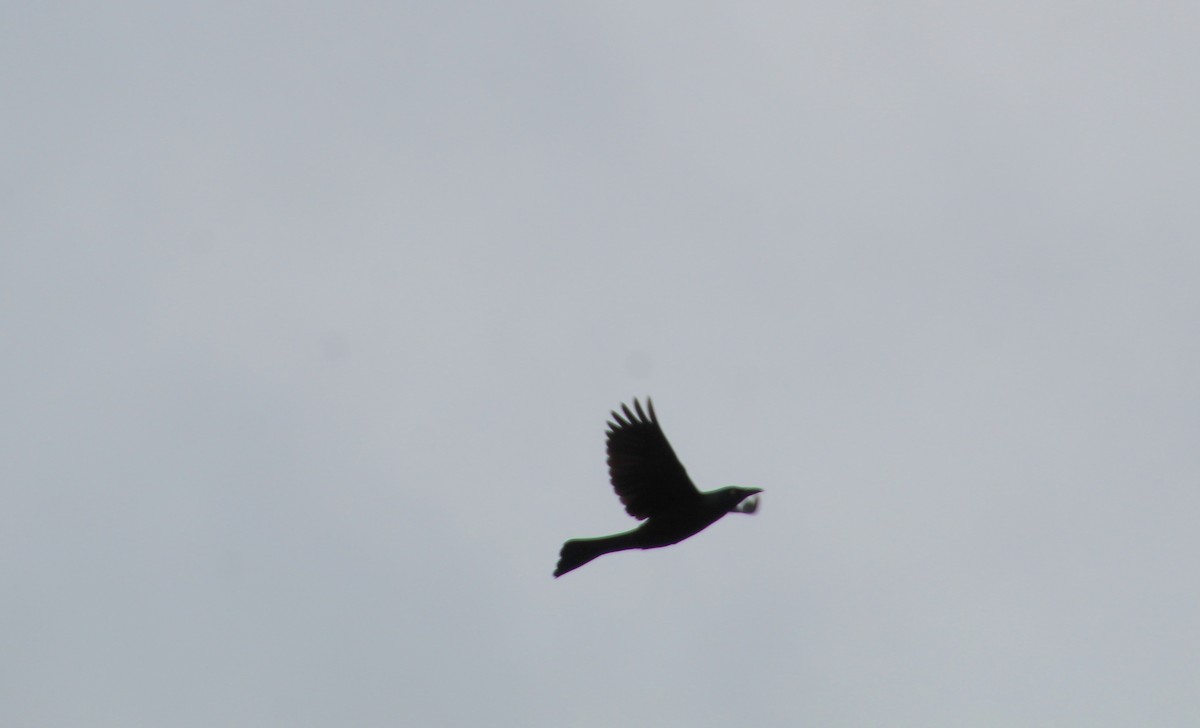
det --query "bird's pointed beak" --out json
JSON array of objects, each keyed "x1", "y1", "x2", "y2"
[{"x1": 734, "y1": 489, "x2": 762, "y2": 514}]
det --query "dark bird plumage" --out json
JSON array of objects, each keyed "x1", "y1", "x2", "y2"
[{"x1": 554, "y1": 398, "x2": 761, "y2": 577}]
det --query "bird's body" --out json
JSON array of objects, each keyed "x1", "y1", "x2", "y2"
[{"x1": 554, "y1": 398, "x2": 760, "y2": 577}]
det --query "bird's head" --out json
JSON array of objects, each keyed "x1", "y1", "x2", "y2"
[{"x1": 718, "y1": 486, "x2": 762, "y2": 514}]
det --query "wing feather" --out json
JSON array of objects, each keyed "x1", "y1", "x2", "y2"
[{"x1": 605, "y1": 398, "x2": 700, "y2": 520}]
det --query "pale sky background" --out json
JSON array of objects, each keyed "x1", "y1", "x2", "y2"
[{"x1": 4, "y1": 3, "x2": 1199, "y2": 726}]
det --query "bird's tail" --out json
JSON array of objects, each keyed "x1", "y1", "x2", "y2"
[
  {"x1": 554, "y1": 539, "x2": 606, "y2": 577},
  {"x1": 559, "y1": 531, "x2": 652, "y2": 577},
  {"x1": 555, "y1": 531, "x2": 644, "y2": 577}
]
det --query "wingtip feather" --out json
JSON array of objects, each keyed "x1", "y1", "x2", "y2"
[{"x1": 633, "y1": 398, "x2": 647, "y2": 422}]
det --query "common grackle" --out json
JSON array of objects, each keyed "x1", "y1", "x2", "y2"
[{"x1": 554, "y1": 398, "x2": 761, "y2": 577}]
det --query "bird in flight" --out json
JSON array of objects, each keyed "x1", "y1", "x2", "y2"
[{"x1": 554, "y1": 398, "x2": 761, "y2": 577}]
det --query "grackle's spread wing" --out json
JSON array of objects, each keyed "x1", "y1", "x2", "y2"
[{"x1": 606, "y1": 399, "x2": 701, "y2": 520}]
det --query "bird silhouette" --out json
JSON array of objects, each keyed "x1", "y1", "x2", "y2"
[{"x1": 554, "y1": 398, "x2": 761, "y2": 577}]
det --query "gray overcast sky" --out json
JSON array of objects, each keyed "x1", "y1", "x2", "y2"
[{"x1": 4, "y1": 3, "x2": 1198, "y2": 726}]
